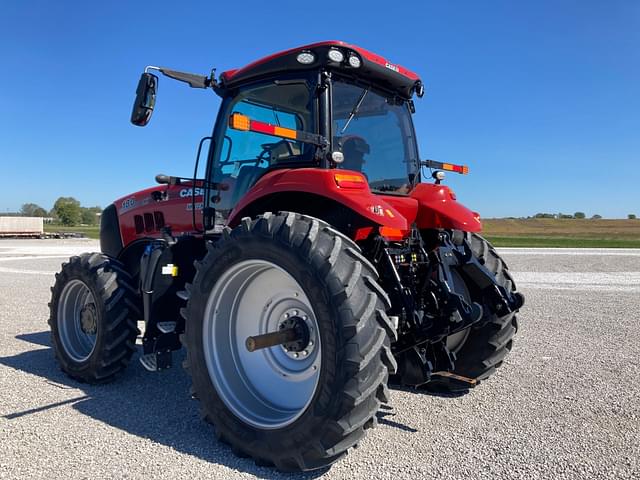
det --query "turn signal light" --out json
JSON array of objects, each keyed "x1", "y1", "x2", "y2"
[
  {"x1": 334, "y1": 173, "x2": 366, "y2": 189},
  {"x1": 229, "y1": 113, "x2": 250, "y2": 131}
]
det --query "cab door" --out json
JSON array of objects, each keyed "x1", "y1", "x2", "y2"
[{"x1": 206, "y1": 79, "x2": 317, "y2": 231}]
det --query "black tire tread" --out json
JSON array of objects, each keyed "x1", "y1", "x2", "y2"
[
  {"x1": 181, "y1": 212, "x2": 395, "y2": 472},
  {"x1": 452, "y1": 233, "x2": 519, "y2": 380},
  {"x1": 48, "y1": 253, "x2": 140, "y2": 384}
]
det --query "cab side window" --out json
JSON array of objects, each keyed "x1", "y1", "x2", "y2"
[{"x1": 211, "y1": 81, "x2": 314, "y2": 218}]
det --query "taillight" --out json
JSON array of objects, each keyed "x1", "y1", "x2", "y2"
[{"x1": 379, "y1": 226, "x2": 408, "y2": 241}]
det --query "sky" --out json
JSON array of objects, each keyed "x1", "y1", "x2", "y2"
[{"x1": 0, "y1": 0, "x2": 638, "y2": 218}]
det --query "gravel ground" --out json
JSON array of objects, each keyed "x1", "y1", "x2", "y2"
[{"x1": 0, "y1": 239, "x2": 638, "y2": 479}]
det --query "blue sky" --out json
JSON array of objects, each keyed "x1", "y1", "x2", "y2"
[{"x1": 1, "y1": 0, "x2": 638, "y2": 218}]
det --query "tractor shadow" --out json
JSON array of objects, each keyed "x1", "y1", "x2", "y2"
[
  {"x1": 375, "y1": 404, "x2": 418, "y2": 433},
  {"x1": 0, "y1": 331, "x2": 417, "y2": 478},
  {"x1": 1, "y1": 331, "x2": 327, "y2": 479}
]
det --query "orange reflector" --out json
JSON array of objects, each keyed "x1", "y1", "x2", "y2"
[
  {"x1": 334, "y1": 173, "x2": 366, "y2": 189},
  {"x1": 229, "y1": 113, "x2": 250, "y2": 131},
  {"x1": 379, "y1": 226, "x2": 407, "y2": 241},
  {"x1": 354, "y1": 226, "x2": 374, "y2": 241}
]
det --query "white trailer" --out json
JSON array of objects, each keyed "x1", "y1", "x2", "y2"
[{"x1": 0, "y1": 217, "x2": 44, "y2": 237}]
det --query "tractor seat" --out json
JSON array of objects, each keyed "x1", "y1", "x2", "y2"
[{"x1": 231, "y1": 165, "x2": 265, "y2": 205}]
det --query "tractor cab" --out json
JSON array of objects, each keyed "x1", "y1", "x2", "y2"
[{"x1": 131, "y1": 41, "x2": 431, "y2": 232}]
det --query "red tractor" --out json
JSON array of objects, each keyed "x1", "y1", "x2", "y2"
[{"x1": 49, "y1": 41, "x2": 524, "y2": 472}]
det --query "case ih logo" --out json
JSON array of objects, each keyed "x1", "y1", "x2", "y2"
[
  {"x1": 385, "y1": 62, "x2": 399, "y2": 73},
  {"x1": 179, "y1": 188, "x2": 205, "y2": 198}
]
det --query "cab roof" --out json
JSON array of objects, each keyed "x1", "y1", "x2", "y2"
[{"x1": 219, "y1": 41, "x2": 422, "y2": 99}]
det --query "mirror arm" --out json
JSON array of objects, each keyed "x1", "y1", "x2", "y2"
[{"x1": 145, "y1": 65, "x2": 217, "y2": 90}]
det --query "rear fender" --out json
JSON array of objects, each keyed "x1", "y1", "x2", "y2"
[
  {"x1": 227, "y1": 169, "x2": 408, "y2": 230},
  {"x1": 410, "y1": 183, "x2": 482, "y2": 232},
  {"x1": 99, "y1": 204, "x2": 124, "y2": 257}
]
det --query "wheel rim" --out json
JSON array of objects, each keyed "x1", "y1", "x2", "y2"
[
  {"x1": 203, "y1": 259, "x2": 321, "y2": 429},
  {"x1": 57, "y1": 279, "x2": 98, "y2": 362},
  {"x1": 446, "y1": 270, "x2": 472, "y2": 353}
]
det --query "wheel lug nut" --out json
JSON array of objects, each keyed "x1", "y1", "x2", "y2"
[
  {"x1": 293, "y1": 353, "x2": 299, "y2": 358},
  {"x1": 284, "y1": 313, "x2": 289, "y2": 318},
  {"x1": 302, "y1": 315, "x2": 307, "y2": 320},
  {"x1": 293, "y1": 310, "x2": 298, "y2": 316},
  {"x1": 309, "y1": 341, "x2": 314, "y2": 346},
  {"x1": 302, "y1": 350, "x2": 308, "y2": 356}
]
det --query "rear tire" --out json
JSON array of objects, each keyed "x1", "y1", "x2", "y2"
[
  {"x1": 49, "y1": 253, "x2": 140, "y2": 384},
  {"x1": 182, "y1": 212, "x2": 397, "y2": 471}
]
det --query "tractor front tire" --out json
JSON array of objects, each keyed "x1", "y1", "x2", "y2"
[
  {"x1": 181, "y1": 212, "x2": 397, "y2": 472},
  {"x1": 49, "y1": 253, "x2": 140, "y2": 384}
]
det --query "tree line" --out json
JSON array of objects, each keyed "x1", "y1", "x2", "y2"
[
  {"x1": 20, "y1": 198, "x2": 102, "y2": 226},
  {"x1": 533, "y1": 212, "x2": 637, "y2": 220}
]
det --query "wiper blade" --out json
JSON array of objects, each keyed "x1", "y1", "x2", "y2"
[{"x1": 340, "y1": 88, "x2": 369, "y2": 134}]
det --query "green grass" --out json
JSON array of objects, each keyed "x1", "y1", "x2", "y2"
[
  {"x1": 482, "y1": 218, "x2": 640, "y2": 248},
  {"x1": 44, "y1": 224, "x2": 100, "y2": 239},
  {"x1": 484, "y1": 235, "x2": 640, "y2": 248},
  {"x1": 41, "y1": 219, "x2": 640, "y2": 248}
]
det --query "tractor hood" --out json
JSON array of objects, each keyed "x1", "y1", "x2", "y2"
[{"x1": 113, "y1": 182, "x2": 206, "y2": 246}]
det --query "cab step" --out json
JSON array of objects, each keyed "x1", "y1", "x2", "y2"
[
  {"x1": 139, "y1": 351, "x2": 173, "y2": 372},
  {"x1": 157, "y1": 321, "x2": 176, "y2": 333}
]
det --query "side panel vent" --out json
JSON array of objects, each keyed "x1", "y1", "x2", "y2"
[
  {"x1": 143, "y1": 213, "x2": 155, "y2": 233},
  {"x1": 134, "y1": 215, "x2": 144, "y2": 234},
  {"x1": 154, "y1": 211, "x2": 165, "y2": 229}
]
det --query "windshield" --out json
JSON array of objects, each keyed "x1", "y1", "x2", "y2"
[{"x1": 332, "y1": 79, "x2": 419, "y2": 192}]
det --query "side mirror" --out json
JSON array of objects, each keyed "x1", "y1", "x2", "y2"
[{"x1": 131, "y1": 72, "x2": 158, "y2": 126}]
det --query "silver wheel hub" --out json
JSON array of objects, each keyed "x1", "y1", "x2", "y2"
[
  {"x1": 80, "y1": 303, "x2": 97, "y2": 335},
  {"x1": 57, "y1": 279, "x2": 98, "y2": 362},
  {"x1": 203, "y1": 259, "x2": 321, "y2": 429},
  {"x1": 278, "y1": 309, "x2": 317, "y2": 359}
]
